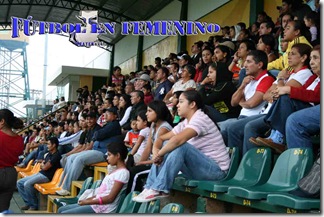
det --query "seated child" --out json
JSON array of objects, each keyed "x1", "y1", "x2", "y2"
[
  {"x1": 127, "y1": 111, "x2": 151, "y2": 168},
  {"x1": 57, "y1": 142, "x2": 129, "y2": 214},
  {"x1": 124, "y1": 119, "x2": 139, "y2": 151}
]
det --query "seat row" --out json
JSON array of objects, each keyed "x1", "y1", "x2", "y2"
[
  {"x1": 53, "y1": 179, "x2": 184, "y2": 213},
  {"x1": 172, "y1": 147, "x2": 320, "y2": 213}
]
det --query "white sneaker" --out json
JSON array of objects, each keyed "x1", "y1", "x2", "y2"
[
  {"x1": 56, "y1": 189, "x2": 70, "y2": 196},
  {"x1": 132, "y1": 189, "x2": 169, "y2": 203},
  {"x1": 132, "y1": 188, "x2": 149, "y2": 202}
]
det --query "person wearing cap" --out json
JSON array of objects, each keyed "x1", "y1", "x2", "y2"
[
  {"x1": 154, "y1": 67, "x2": 173, "y2": 101},
  {"x1": 163, "y1": 64, "x2": 196, "y2": 103},
  {"x1": 56, "y1": 109, "x2": 122, "y2": 196},
  {"x1": 136, "y1": 73, "x2": 151, "y2": 90},
  {"x1": 178, "y1": 54, "x2": 193, "y2": 68}
]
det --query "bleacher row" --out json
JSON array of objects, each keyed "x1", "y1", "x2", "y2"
[
  {"x1": 15, "y1": 146, "x2": 320, "y2": 214},
  {"x1": 171, "y1": 147, "x2": 320, "y2": 213},
  {"x1": 15, "y1": 161, "x2": 185, "y2": 214}
]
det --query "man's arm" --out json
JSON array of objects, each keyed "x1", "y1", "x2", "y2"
[{"x1": 231, "y1": 76, "x2": 254, "y2": 106}]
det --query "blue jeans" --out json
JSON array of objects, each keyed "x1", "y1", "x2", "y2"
[
  {"x1": 242, "y1": 115, "x2": 270, "y2": 154},
  {"x1": 286, "y1": 105, "x2": 320, "y2": 149},
  {"x1": 265, "y1": 95, "x2": 311, "y2": 135},
  {"x1": 144, "y1": 142, "x2": 227, "y2": 193},
  {"x1": 57, "y1": 203, "x2": 95, "y2": 213},
  {"x1": 226, "y1": 114, "x2": 269, "y2": 156},
  {"x1": 17, "y1": 173, "x2": 49, "y2": 209},
  {"x1": 22, "y1": 149, "x2": 37, "y2": 166},
  {"x1": 61, "y1": 150, "x2": 105, "y2": 191}
]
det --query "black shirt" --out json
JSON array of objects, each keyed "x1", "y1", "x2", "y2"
[{"x1": 39, "y1": 150, "x2": 62, "y2": 180}]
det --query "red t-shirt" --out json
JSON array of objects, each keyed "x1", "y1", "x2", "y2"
[{"x1": 0, "y1": 130, "x2": 24, "y2": 168}]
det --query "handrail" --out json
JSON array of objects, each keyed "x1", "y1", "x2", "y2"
[{"x1": 17, "y1": 105, "x2": 68, "y2": 134}]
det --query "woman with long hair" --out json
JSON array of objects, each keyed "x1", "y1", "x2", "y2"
[
  {"x1": 0, "y1": 109, "x2": 24, "y2": 212},
  {"x1": 125, "y1": 100, "x2": 173, "y2": 194},
  {"x1": 133, "y1": 90, "x2": 230, "y2": 202},
  {"x1": 118, "y1": 94, "x2": 132, "y2": 127}
]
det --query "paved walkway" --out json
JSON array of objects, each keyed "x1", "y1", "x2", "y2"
[{"x1": 8, "y1": 191, "x2": 23, "y2": 214}]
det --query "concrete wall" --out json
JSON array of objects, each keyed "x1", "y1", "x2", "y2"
[
  {"x1": 114, "y1": 35, "x2": 139, "y2": 66},
  {"x1": 186, "y1": 0, "x2": 250, "y2": 53},
  {"x1": 142, "y1": 0, "x2": 182, "y2": 51},
  {"x1": 187, "y1": 0, "x2": 230, "y2": 20}
]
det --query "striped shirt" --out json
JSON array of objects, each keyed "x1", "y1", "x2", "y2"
[{"x1": 172, "y1": 109, "x2": 230, "y2": 171}]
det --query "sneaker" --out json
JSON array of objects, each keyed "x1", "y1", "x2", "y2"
[
  {"x1": 16, "y1": 163, "x2": 26, "y2": 168},
  {"x1": 56, "y1": 189, "x2": 70, "y2": 196},
  {"x1": 132, "y1": 189, "x2": 169, "y2": 203}
]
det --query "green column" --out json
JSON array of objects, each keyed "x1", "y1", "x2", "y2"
[
  {"x1": 108, "y1": 45, "x2": 115, "y2": 86},
  {"x1": 178, "y1": 0, "x2": 188, "y2": 53},
  {"x1": 136, "y1": 36, "x2": 144, "y2": 71},
  {"x1": 250, "y1": 0, "x2": 264, "y2": 26}
]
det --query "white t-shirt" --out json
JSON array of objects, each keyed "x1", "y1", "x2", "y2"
[
  {"x1": 133, "y1": 127, "x2": 150, "y2": 163},
  {"x1": 91, "y1": 168, "x2": 129, "y2": 213},
  {"x1": 172, "y1": 79, "x2": 196, "y2": 94},
  {"x1": 262, "y1": 68, "x2": 313, "y2": 114},
  {"x1": 172, "y1": 109, "x2": 230, "y2": 171}
]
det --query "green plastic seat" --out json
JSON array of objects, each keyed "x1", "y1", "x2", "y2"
[
  {"x1": 160, "y1": 203, "x2": 184, "y2": 213},
  {"x1": 137, "y1": 199, "x2": 160, "y2": 213},
  {"x1": 198, "y1": 147, "x2": 272, "y2": 192},
  {"x1": 267, "y1": 193, "x2": 320, "y2": 210},
  {"x1": 118, "y1": 191, "x2": 141, "y2": 213},
  {"x1": 174, "y1": 147, "x2": 240, "y2": 188},
  {"x1": 54, "y1": 177, "x2": 93, "y2": 208},
  {"x1": 228, "y1": 148, "x2": 314, "y2": 200},
  {"x1": 91, "y1": 179, "x2": 102, "y2": 188},
  {"x1": 116, "y1": 188, "x2": 127, "y2": 213}
]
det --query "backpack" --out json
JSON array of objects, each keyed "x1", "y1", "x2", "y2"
[{"x1": 297, "y1": 157, "x2": 320, "y2": 198}]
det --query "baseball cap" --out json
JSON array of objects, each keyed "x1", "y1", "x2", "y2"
[
  {"x1": 136, "y1": 74, "x2": 150, "y2": 82},
  {"x1": 177, "y1": 54, "x2": 192, "y2": 61},
  {"x1": 103, "y1": 107, "x2": 118, "y2": 115},
  {"x1": 218, "y1": 41, "x2": 235, "y2": 51}
]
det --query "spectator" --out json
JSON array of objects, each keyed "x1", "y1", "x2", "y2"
[
  {"x1": 199, "y1": 62, "x2": 240, "y2": 122},
  {"x1": 142, "y1": 83, "x2": 154, "y2": 105},
  {"x1": 118, "y1": 94, "x2": 132, "y2": 127},
  {"x1": 163, "y1": 64, "x2": 196, "y2": 103},
  {"x1": 108, "y1": 66, "x2": 125, "y2": 89},
  {"x1": 17, "y1": 137, "x2": 61, "y2": 211},
  {"x1": 124, "y1": 119, "x2": 139, "y2": 150},
  {"x1": 58, "y1": 142, "x2": 129, "y2": 214},
  {"x1": 132, "y1": 90, "x2": 230, "y2": 202},
  {"x1": 167, "y1": 63, "x2": 179, "y2": 84},
  {"x1": 267, "y1": 20, "x2": 312, "y2": 72},
  {"x1": 154, "y1": 67, "x2": 173, "y2": 101},
  {"x1": 52, "y1": 99, "x2": 59, "y2": 112},
  {"x1": 56, "y1": 112, "x2": 102, "y2": 196},
  {"x1": 125, "y1": 100, "x2": 173, "y2": 194},
  {"x1": 254, "y1": 45, "x2": 320, "y2": 152},
  {"x1": 229, "y1": 43, "x2": 313, "y2": 156},
  {"x1": 0, "y1": 109, "x2": 24, "y2": 212},
  {"x1": 220, "y1": 50, "x2": 275, "y2": 156},
  {"x1": 286, "y1": 105, "x2": 320, "y2": 149},
  {"x1": 122, "y1": 90, "x2": 146, "y2": 131},
  {"x1": 191, "y1": 41, "x2": 203, "y2": 65},
  {"x1": 257, "y1": 34, "x2": 278, "y2": 63}
]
